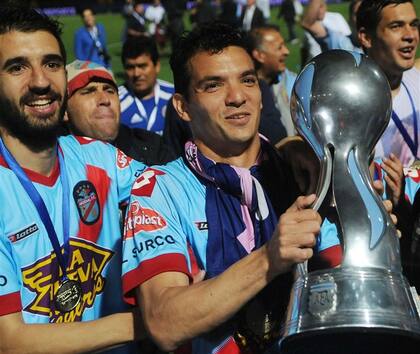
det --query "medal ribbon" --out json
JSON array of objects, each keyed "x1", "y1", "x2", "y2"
[
  {"x1": 391, "y1": 81, "x2": 419, "y2": 159},
  {"x1": 133, "y1": 83, "x2": 160, "y2": 131},
  {"x1": 0, "y1": 138, "x2": 71, "y2": 280}
]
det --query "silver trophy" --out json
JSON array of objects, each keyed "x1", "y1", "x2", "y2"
[{"x1": 280, "y1": 50, "x2": 420, "y2": 354}]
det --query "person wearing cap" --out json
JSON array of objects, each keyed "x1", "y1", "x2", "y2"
[{"x1": 65, "y1": 60, "x2": 174, "y2": 166}]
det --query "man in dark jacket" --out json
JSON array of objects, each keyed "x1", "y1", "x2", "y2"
[{"x1": 65, "y1": 60, "x2": 174, "y2": 165}]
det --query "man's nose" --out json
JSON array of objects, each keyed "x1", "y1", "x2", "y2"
[{"x1": 225, "y1": 82, "x2": 247, "y2": 107}]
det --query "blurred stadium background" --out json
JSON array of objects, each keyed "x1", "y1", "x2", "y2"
[{"x1": 27, "y1": 0, "x2": 420, "y2": 84}]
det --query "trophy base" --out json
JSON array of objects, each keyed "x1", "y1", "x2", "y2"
[
  {"x1": 281, "y1": 268, "x2": 420, "y2": 353},
  {"x1": 280, "y1": 328, "x2": 420, "y2": 354}
]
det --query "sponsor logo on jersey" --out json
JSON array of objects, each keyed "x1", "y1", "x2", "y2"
[
  {"x1": 8, "y1": 223, "x2": 39, "y2": 243},
  {"x1": 21, "y1": 238, "x2": 113, "y2": 323},
  {"x1": 0, "y1": 275, "x2": 7, "y2": 287},
  {"x1": 131, "y1": 168, "x2": 165, "y2": 197},
  {"x1": 116, "y1": 149, "x2": 132, "y2": 169},
  {"x1": 132, "y1": 235, "x2": 176, "y2": 255},
  {"x1": 195, "y1": 222, "x2": 208, "y2": 231},
  {"x1": 124, "y1": 201, "x2": 167, "y2": 237},
  {"x1": 73, "y1": 181, "x2": 100, "y2": 225}
]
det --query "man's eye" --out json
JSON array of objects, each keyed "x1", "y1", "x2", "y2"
[
  {"x1": 242, "y1": 77, "x2": 257, "y2": 85},
  {"x1": 203, "y1": 82, "x2": 222, "y2": 92},
  {"x1": 8, "y1": 64, "x2": 25, "y2": 74},
  {"x1": 46, "y1": 62, "x2": 62, "y2": 70}
]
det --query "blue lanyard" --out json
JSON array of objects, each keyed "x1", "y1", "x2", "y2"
[
  {"x1": 0, "y1": 138, "x2": 70, "y2": 280},
  {"x1": 391, "y1": 81, "x2": 419, "y2": 159}
]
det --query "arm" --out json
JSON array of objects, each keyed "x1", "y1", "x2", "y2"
[
  {"x1": 301, "y1": 0, "x2": 327, "y2": 38},
  {"x1": 0, "y1": 311, "x2": 136, "y2": 354},
  {"x1": 137, "y1": 195, "x2": 320, "y2": 352},
  {"x1": 74, "y1": 30, "x2": 86, "y2": 61}
]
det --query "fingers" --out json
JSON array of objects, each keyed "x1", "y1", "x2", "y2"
[
  {"x1": 268, "y1": 204, "x2": 321, "y2": 275},
  {"x1": 192, "y1": 270, "x2": 206, "y2": 284},
  {"x1": 382, "y1": 199, "x2": 393, "y2": 214},
  {"x1": 372, "y1": 180, "x2": 384, "y2": 196},
  {"x1": 287, "y1": 194, "x2": 317, "y2": 212}
]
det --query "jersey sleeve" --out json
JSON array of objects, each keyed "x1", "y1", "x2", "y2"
[
  {"x1": 0, "y1": 236, "x2": 22, "y2": 316},
  {"x1": 122, "y1": 168, "x2": 192, "y2": 305},
  {"x1": 113, "y1": 147, "x2": 146, "y2": 204}
]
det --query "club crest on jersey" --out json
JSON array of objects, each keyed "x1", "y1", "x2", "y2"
[
  {"x1": 132, "y1": 168, "x2": 165, "y2": 197},
  {"x1": 21, "y1": 238, "x2": 113, "y2": 323},
  {"x1": 73, "y1": 181, "x2": 100, "y2": 225},
  {"x1": 404, "y1": 166, "x2": 420, "y2": 183},
  {"x1": 124, "y1": 201, "x2": 167, "y2": 237},
  {"x1": 116, "y1": 149, "x2": 132, "y2": 169}
]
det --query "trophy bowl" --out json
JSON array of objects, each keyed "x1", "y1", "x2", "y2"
[{"x1": 280, "y1": 50, "x2": 420, "y2": 354}]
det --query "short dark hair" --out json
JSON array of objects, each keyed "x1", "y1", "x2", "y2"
[
  {"x1": 0, "y1": 6, "x2": 66, "y2": 63},
  {"x1": 78, "y1": 7, "x2": 95, "y2": 17},
  {"x1": 356, "y1": 0, "x2": 413, "y2": 33},
  {"x1": 170, "y1": 22, "x2": 251, "y2": 99},
  {"x1": 121, "y1": 35, "x2": 159, "y2": 66}
]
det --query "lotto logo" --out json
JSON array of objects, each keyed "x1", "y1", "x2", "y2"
[
  {"x1": 131, "y1": 168, "x2": 165, "y2": 197},
  {"x1": 124, "y1": 201, "x2": 167, "y2": 237}
]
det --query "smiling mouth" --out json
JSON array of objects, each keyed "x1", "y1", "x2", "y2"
[
  {"x1": 26, "y1": 98, "x2": 54, "y2": 108},
  {"x1": 399, "y1": 46, "x2": 416, "y2": 56}
]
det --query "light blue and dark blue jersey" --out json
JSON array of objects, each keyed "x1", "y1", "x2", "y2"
[{"x1": 119, "y1": 80, "x2": 174, "y2": 135}]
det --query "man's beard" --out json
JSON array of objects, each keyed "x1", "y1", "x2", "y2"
[{"x1": 0, "y1": 90, "x2": 67, "y2": 151}]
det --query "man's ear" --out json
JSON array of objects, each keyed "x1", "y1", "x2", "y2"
[
  {"x1": 358, "y1": 27, "x2": 373, "y2": 50},
  {"x1": 252, "y1": 48, "x2": 265, "y2": 64},
  {"x1": 172, "y1": 93, "x2": 192, "y2": 122}
]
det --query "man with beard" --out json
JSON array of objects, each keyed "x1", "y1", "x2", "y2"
[{"x1": 0, "y1": 7, "x2": 146, "y2": 353}]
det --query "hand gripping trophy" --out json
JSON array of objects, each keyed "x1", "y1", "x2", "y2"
[{"x1": 280, "y1": 50, "x2": 420, "y2": 354}]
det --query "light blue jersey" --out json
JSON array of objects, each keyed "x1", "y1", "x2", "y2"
[{"x1": 0, "y1": 135, "x2": 145, "y2": 352}]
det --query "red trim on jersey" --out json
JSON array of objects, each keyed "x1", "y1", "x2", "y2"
[
  {"x1": 187, "y1": 243, "x2": 200, "y2": 277},
  {"x1": 123, "y1": 253, "x2": 191, "y2": 305},
  {"x1": 76, "y1": 165, "x2": 111, "y2": 243},
  {"x1": 311, "y1": 245, "x2": 343, "y2": 269},
  {"x1": 0, "y1": 292, "x2": 22, "y2": 316},
  {"x1": 0, "y1": 154, "x2": 59, "y2": 186},
  {"x1": 74, "y1": 136, "x2": 109, "y2": 146},
  {"x1": 214, "y1": 337, "x2": 241, "y2": 354}
]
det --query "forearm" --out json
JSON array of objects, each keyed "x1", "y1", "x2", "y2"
[
  {"x1": 0, "y1": 312, "x2": 134, "y2": 354},
  {"x1": 301, "y1": 0, "x2": 326, "y2": 36},
  {"x1": 139, "y1": 246, "x2": 274, "y2": 351}
]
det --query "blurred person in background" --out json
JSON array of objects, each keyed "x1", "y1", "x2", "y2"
[
  {"x1": 250, "y1": 25, "x2": 297, "y2": 137},
  {"x1": 126, "y1": 1, "x2": 147, "y2": 39},
  {"x1": 74, "y1": 7, "x2": 111, "y2": 68},
  {"x1": 240, "y1": 0, "x2": 265, "y2": 31},
  {"x1": 145, "y1": 0, "x2": 167, "y2": 48},
  {"x1": 278, "y1": 0, "x2": 297, "y2": 43},
  {"x1": 162, "y1": 0, "x2": 187, "y2": 52},
  {"x1": 301, "y1": 0, "x2": 362, "y2": 64},
  {"x1": 119, "y1": 36, "x2": 174, "y2": 135}
]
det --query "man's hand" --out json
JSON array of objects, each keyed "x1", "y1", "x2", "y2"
[
  {"x1": 381, "y1": 153, "x2": 405, "y2": 207},
  {"x1": 266, "y1": 194, "x2": 321, "y2": 277}
]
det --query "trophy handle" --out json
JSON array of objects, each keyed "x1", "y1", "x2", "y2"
[{"x1": 296, "y1": 146, "x2": 333, "y2": 277}]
